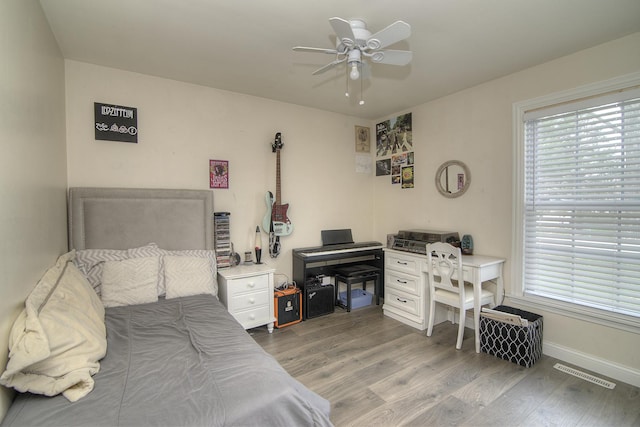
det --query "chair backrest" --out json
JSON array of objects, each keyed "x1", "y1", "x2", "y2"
[{"x1": 427, "y1": 242, "x2": 464, "y2": 297}]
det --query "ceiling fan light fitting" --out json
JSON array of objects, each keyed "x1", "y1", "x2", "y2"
[
  {"x1": 349, "y1": 63, "x2": 360, "y2": 80},
  {"x1": 293, "y1": 16, "x2": 412, "y2": 106}
]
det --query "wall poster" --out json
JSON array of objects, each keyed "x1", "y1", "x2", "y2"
[
  {"x1": 375, "y1": 112, "x2": 414, "y2": 188},
  {"x1": 210, "y1": 160, "x2": 229, "y2": 189},
  {"x1": 94, "y1": 102, "x2": 138, "y2": 143}
]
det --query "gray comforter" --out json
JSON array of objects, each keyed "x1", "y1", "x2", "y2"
[{"x1": 2, "y1": 295, "x2": 332, "y2": 426}]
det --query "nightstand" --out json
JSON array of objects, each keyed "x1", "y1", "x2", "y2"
[{"x1": 217, "y1": 263, "x2": 276, "y2": 333}]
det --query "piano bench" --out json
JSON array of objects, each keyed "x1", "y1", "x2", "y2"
[{"x1": 333, "y1": 265, "x2": 381, "y2": 312}]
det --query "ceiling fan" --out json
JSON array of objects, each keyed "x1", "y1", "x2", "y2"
[{"x1": 293, "y1": 17, "x2": 412, "y2": 104}]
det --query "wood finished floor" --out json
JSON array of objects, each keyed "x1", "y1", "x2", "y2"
[{"x1": 250, "y1": 304, "x2": 640, "y2": 427}]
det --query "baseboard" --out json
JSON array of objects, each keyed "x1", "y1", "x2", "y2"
[{"x1": 543, "y1": 341, "x2": 640, "y2": 388}]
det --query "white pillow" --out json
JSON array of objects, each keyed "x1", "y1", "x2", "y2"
[
  {"x1": 164, "y1": 256, "x2": 215, "y2": 299},
  {"x1": 73, "y1": 248, "x2": 128, "y2": 296},
  {"x1": 0, "y1": 251, "x2": 106, "y2": 402},
  {"x1": 101, "y1": 257, "x2": 160, "y2": 308}
]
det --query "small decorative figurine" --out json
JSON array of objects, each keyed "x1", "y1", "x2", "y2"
[{"x1": 461, "y1": 234, "x2": 474, "y2": 255}]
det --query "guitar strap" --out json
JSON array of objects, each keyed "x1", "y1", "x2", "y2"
[{"x1": 269, "y1": 218, "x2": 281, "y2": 258}]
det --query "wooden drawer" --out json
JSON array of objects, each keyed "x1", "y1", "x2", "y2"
[
  {"x1": 386, "y1": 252, "x2": 421, "y2": 275},
  {"x1": 384, "y1": 288, "x2": 421, "y2": 317},
  {"x1": 386, "y1": 270, "x2": 421, "y2": 296},
  {"x1": 227, "y1": 274, "x2": 269, "y2": 296},
  {"x1": 231, "y1": 289, "x2": 269, "y2": 311}
]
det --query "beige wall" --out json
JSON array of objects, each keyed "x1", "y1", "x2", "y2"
[
  {"x1": 65, "y1": 60, "x2": 375, "y2": 280},
  {"x1": 372, "y1": 33, "x2": 640, "y2": 382},
  {"x1": 0, "y1": 0, "x2": 68, "y2": 419}
]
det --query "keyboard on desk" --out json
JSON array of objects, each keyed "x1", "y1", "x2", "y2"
[{"x1": 296, "y1": 241, "x2": 383, "y2": 257}]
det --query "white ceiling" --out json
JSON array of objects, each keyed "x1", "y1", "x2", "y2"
[{"x1": 39, "y1": 0, "x2": 640, "y2": 120}]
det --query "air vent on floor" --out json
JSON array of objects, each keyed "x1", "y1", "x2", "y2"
[{"x1": 553, "y1": 363, "x2": 616, "y2": 389}]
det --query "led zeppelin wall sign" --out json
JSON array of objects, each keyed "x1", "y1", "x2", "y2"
[{"x1": 94, "y1": 102, "x2": 138, "y2": 143}]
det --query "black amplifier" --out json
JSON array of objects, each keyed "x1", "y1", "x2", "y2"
[
  {"x1": 304, "y1": 281, "x2": 335, "y2": 320},
  {"x1": 274, "y1": 287, "x2": 302, "y2": 328}
]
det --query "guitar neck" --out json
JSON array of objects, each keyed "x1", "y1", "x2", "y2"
[{"x1": 275, "y1": 149, "x2": 281, "y2": 205}]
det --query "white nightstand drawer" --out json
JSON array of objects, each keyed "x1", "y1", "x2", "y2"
[
  {"x1": 231, "y1": 289, "x2": 269, "y2": 310},
  {"x1": 231, "y1": 306, "x2": 271, "y2": 328},
  {"x1": 228, "y1": 274, "x2": 269, "y2": 295},
  {"x1": 384, "y1": 288, "x2": 421, "y2": 317},
  {"x1": 386, "y1": 271, "x2": 421, "y2": 295}
]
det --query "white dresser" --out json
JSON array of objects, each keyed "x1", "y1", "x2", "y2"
[
  {"x1": 217, "y1": 263, "x2": 276, "y2": 333},
  {"x1": 383, "y1": 249, "x2": 428, "y2": 330}
]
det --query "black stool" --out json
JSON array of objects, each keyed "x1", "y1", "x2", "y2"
[{"x1": 333, "y1": 265, "x2": 381, "y2": 312}]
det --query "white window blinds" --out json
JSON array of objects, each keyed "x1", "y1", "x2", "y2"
[{"x1": 523, "y1": 89, "x2": 640, "y2": 318}]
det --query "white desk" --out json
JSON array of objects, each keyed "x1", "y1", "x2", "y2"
[
  {"x1": 423, "y1": 254, "x2": 505, "y2": 353},
  {"x1": 383, "y1": 249, "x2": 506, "y2": 351}
]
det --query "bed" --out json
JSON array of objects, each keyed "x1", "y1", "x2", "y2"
[{"x1": 1, "y1": 187, "x2": 332, "y2": 427}]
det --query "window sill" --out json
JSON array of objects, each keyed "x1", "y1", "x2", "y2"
[{"x1": 505, "y1": 294, "x2": 640, "y2": 335}]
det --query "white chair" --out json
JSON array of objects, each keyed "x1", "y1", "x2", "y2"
[{"x1": 426, "y1": 242, "x2": 495, "y2": 350}]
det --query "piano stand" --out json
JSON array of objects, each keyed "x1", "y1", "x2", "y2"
[
  {"x1": 334, "y1": 265, "x2": 381, "y2": 312},
  {"x1": 292, "y1": 242, "x2": 384, "y2": 319}
]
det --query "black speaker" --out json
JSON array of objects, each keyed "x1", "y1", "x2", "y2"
[{"x1": 304, "y1": 283, "x2": 335, "y2": 320}]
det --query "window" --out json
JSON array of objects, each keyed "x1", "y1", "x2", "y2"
[{"x1": 513, "y1": 74, "x2": 640, "y2": 328}]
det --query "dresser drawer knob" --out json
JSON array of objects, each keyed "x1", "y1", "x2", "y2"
[
  {"x1": 397, "y1": 261, "x2": 408, "y2": 265},
  {"x1": 396, "y1": 279, "x2": 408, "y2": 284},
  {"x1": 248, "y1": 298, "x2": 255, "y2": 304},
  {"x1": 247, "y1": 282, "x2": 255, "y2": 288},
  {"x1": 396, "y1": 297, "x2": 408, "y2": 303},
  {"x1": 249, "y1": 314, "x2": 255, "y2": 320}
]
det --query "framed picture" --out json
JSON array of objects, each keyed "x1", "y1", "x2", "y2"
[
  {"x1": 209, "y1": 160, "x2": 229, "y2": 189},
  {"x1": 355, "y1": 125, "x2": 371, "y2": 152},
  {"x1": 94, "y1": 102, "x2": 138, "y2": 143}
]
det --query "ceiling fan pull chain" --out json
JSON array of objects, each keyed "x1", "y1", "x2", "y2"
[{"x1": 345, "y1": 66, "x2": 350, "y2": 98}]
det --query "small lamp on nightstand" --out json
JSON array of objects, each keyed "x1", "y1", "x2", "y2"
[{"x1": 255, "y1": 226, "x2": 262, "y2": 264}]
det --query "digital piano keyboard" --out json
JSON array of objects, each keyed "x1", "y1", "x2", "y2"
[{"x1": 292, "y1": 241, "x2": 384, "y2": 303}]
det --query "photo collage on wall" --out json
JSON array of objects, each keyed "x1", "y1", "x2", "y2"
[{"x1": 375, "y1": 113, "x2": 413, "y2": 188}]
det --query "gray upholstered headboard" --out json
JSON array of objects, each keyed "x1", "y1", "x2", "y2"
[{"x1": 68, "y1": 187, "x2": 214, "y2": 251}]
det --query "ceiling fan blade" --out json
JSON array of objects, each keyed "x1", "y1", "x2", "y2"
[
  {"x1": 293, "y1": 46, "x2": 339, "y2": 55},
  {"x1": 312, "y1": 58, "x2": 346, "y2": 75},
  {"x1": 366, "y1": 20, "x2": 411, "y2": 50},
  {"x1": 369, "y1": 49, "x2": 412, "y2": 66},
  {"x1": 329, "y1": 17, "x2": 356, "y2": 47}
]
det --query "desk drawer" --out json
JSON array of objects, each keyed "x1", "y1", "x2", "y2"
[
  {"x1": 384, "y1": 288, "x2": 421, "y2": 317},
  {"x1": 422, "y1": 260, "x2": 472, "y2": 282},
  {"x1": 386, "y1": 253, "x2": 421, "y2": 275},
  {"x1": 231, "y1": 289, "x2": 269, "y2": 310},
  {"x1": 386, "y1": 271, "x2": 421, "y2": 296}
]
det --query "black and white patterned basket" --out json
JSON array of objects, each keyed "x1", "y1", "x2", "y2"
[{"x1": 480, "y1": 305, "x2": 543, "y2": 368}]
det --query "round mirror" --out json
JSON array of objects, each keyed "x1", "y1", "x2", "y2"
[{"x1": 435, "y1": 160, "x2": 471, "y2": 198}]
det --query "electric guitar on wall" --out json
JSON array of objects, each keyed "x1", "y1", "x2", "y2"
[{"x1": 262, "y1": 132, "x2": 293, "y2": 237}]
